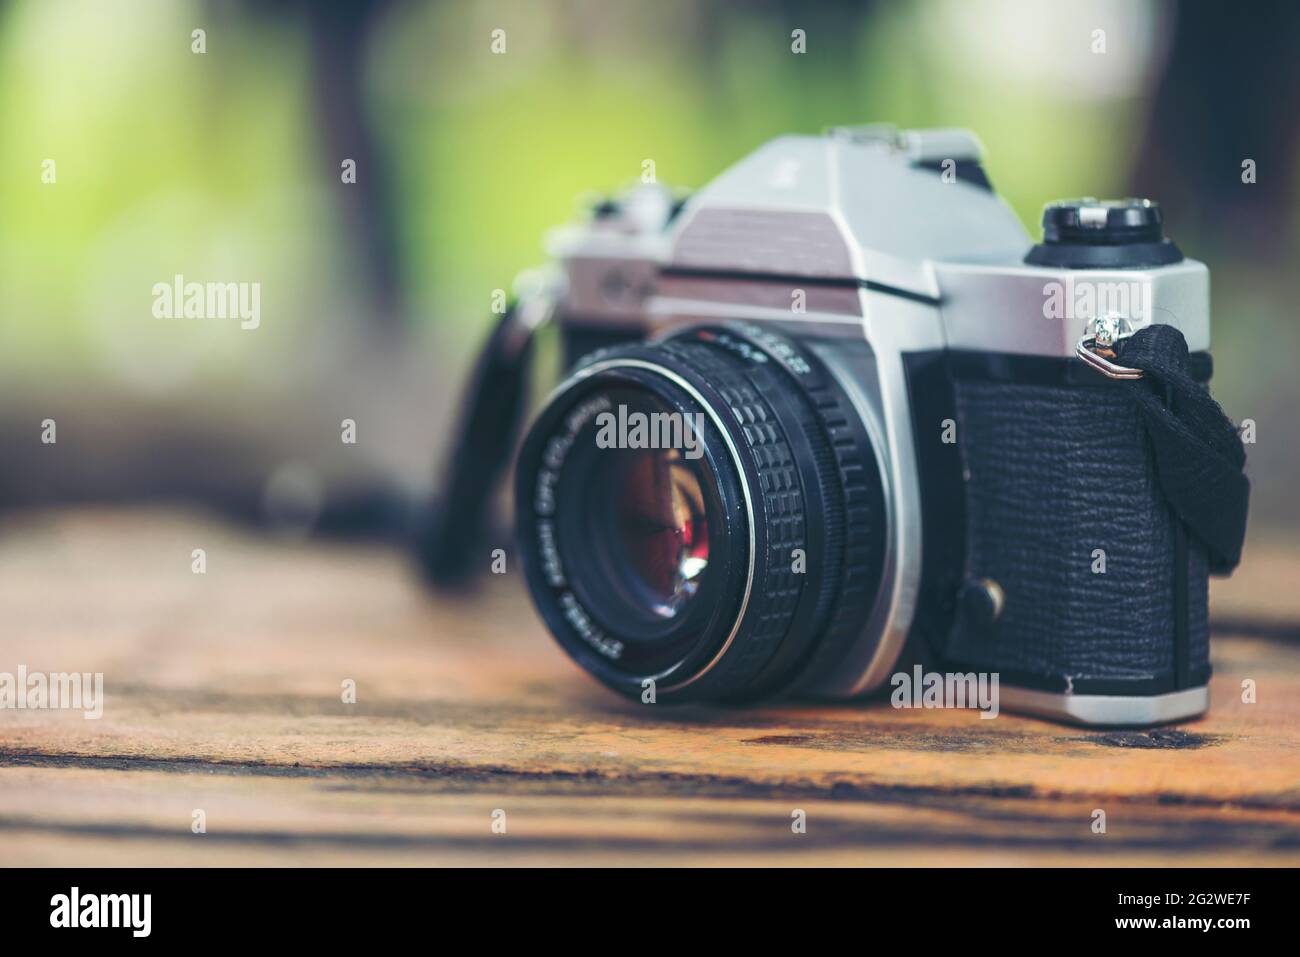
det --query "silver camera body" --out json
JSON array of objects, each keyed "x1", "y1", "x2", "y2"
[{"x1": 503, "y1": 125, "x2": 1225, "y2": 727}]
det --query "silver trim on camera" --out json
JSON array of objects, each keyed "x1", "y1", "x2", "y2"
[{"x1": 998, "y1": 685, "x2": 1209, "y2": 727}]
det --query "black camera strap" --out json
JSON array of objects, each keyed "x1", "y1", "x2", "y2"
[
  {"x1": 1113, "y1": 325, "x2": 1250, "y2": 573},
  {"x1": 416, "y1": 301, "x2": 543, "y2": 586}
]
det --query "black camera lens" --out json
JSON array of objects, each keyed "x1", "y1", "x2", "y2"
[{"x1": 516, "y1": 324, "x2": 887, "y2": 704}]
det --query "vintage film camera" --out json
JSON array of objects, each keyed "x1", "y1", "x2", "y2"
[{"x1": 423, "y1": 126, "x2": 1249, "y2": 727}]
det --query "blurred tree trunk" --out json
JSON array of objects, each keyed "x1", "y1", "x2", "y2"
[
  {"x1": 303, "y1": 0, "x2": 404, "y2": 333},
  {"x1": 1132, "y1": 0, "x2": 1300, "y2": 263}
]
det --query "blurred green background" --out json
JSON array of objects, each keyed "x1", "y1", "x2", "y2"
[{"x1": 0, "y1": 0, "x2": 1297, "y2": 541}]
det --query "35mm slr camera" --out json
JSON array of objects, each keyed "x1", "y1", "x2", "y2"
[{"x1": 425, "y1": 126, "x2": 1249, "y2": 727}]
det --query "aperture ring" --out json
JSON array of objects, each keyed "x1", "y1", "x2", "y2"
[{"x1": 792, "y1": 373, "x2": 887, "y2": 693}]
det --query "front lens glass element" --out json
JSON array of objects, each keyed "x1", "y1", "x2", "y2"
[
  {"x1": 559, "y1": 387, "x2": 720, "y2": 635},
  {"x1": 609, "y1": 446, "x2": 709, "y2": 618}
]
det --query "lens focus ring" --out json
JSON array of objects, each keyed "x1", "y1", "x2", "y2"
[
  {"x1": 655, "y1": 338, "x2": 818, "y2": 698},
  {"x1": 666, "y1": 330, "x2": 885, "y2": 698}
]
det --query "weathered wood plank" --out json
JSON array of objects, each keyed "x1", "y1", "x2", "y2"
[
  {"x1": 1, "y1": 508, "x2": 1297, "y2": 865},
  {"x1": 0, "y1": 766, "x2": 1292, "y2": 867}
]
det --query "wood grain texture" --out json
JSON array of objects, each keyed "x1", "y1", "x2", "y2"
[{"x1": 0, "y1": 507, "x2": 1297, "y2": 866}]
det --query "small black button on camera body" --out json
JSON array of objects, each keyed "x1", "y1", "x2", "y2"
[{"x1": 959, "y1": 577, "x2": 1004, "y2": 636}]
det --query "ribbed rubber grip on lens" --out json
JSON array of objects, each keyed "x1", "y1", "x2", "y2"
[
  {"x1": 656, "y1": 334, "x2": 884, "y2": 700},
  {"x1": 656, "y1": 340, "x2": 811, "y2": 698}
]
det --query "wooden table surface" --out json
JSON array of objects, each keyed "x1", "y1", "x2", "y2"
[{"x1": 1, "y1": 507, "x2": 1297, "y2": 866}]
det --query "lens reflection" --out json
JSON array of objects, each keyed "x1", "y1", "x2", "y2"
[{"x1": 612, "y1": 448, "x2": 710, "y2": 618}]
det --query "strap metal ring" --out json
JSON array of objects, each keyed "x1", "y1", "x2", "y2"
[{"x1": 1075, "y1": 335, "x2": 1144, "y2": 380}]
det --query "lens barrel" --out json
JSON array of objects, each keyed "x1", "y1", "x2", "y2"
[{"x1": 515, "y1": 324, "x2": 886, "y2": 704}]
